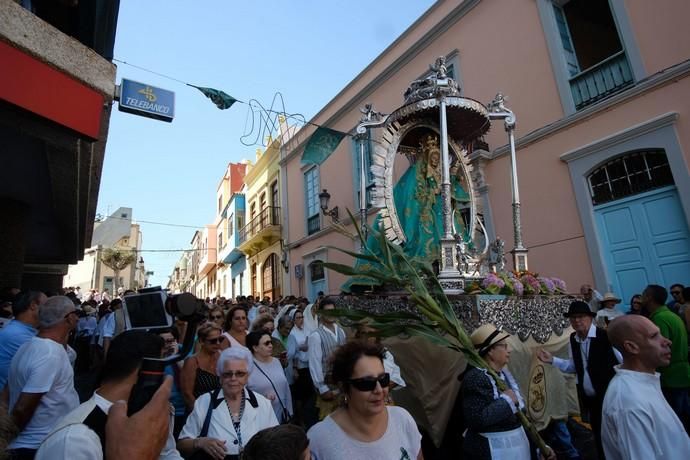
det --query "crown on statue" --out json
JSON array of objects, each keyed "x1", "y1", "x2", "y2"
[{"x1": 419, "y1": 134, "x2": 440, "y2": 154}]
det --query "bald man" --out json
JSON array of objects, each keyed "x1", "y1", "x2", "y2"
[{"x1": 601, "y1": 315, "x2": 690, "y2": 459}]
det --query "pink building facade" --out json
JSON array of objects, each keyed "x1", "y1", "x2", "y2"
[{"x1": 281, "y1": 0, "x2": 690, "y2": 307}]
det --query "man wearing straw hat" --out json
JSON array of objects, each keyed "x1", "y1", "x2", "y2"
[
  {"x1": 595, "y1": 292, "x2": 625, "y2": 329},
  {"x1": 538, "y1": 300, "x2": 621, "y2": 459}
]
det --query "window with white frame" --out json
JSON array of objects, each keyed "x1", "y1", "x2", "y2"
[
  {"x1": 305, "y1": 167, "x2": 320, "y2": 235},
  {"x1": 352, "y1": 133, "x2": 374, "y2": 210}
]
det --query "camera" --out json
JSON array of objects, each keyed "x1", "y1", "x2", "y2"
[{"x1": 122, "y1": 286, "x2": 208, "y2": 414}]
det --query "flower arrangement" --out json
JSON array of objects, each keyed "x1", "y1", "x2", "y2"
[{"x1": 469, "y1": 271, "x2": 567, "y2": 296}]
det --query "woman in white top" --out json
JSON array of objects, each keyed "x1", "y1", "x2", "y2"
[
  {"x1": 246, "y1": 331, "x2": 293, "y2": 423},
  {"x1": 307, "y1": 341, "x2": 423, "y2": 460},
  {"x1": 221, "y1": 306, "x2": 249, "y2": 351},
  {"x1": 287, "y1": 309, "x2": 314, "y2": 425},
  {"x1": 178, "y1": 347, "x2": 278, "y2": 459}
]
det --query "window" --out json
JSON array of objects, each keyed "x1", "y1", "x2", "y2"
[
  {"x1": 588, "y1": 150, "x2": 673, "y2": 205},
  {"x1": 305, "y1": 167, "x2": 320, "y2": 235},
  {"x1": 542, "y1": 0, "x2": 635, "y2": 111},
  {"x1": 262, "y1": 253, "x2": 280, "y2": 300},
  {"x1": 251, "y1": 263, "x2": 257, "y2": 298},
  {"x1": 228, "y1": 213, "x2": 234, "y2": 237},
  {"x1": 271, "y1": 181, "x2": 279, "y2": 208},
  {"x1": 218, "y1": 195, "x2": 223, "y2": 214},
  {"x1": 218, "y1": 232, "x2": 223, "y2": 250},
  {"x1": 310, "y1": 260, "x2": 325, "y2": 281}
]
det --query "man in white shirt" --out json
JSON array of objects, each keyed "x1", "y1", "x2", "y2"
[
  {"x1": 308, "y1": 298, "x2": 346, "y2": 420},
  {"x1": 6, "y1": 296, "x2": 79, "y2": 458},
  {"x1": 538, "y1": 300, "x2": 622, "y2": 458},
  {"x1": 36, "y1": 329, "x2": 182, "y2": 460},
  {"x1": 602, "y1": 315, "x2": 690, "y2": 459}
]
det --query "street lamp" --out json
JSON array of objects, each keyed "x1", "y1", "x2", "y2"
[{"x1": 319, "y1": 189, "x2": 339, "y2": 222}]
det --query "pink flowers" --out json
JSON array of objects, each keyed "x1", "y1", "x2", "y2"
[{"x1": 471, "y1": 272, "x2": 568, "y2": 296}]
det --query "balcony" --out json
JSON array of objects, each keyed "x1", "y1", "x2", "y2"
[
  {"x1": 570, "y1": 51, "x2": 634, "y2": 110},
  {"x1": 238, "y1": 206, "x2": 281, "y2": 257}
]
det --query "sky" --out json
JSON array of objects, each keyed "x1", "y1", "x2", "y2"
[{"x1": 99, "y1": 0, "x2": 436, "y2": 288}]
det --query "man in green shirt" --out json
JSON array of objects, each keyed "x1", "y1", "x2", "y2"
[{"x1": 643, "y1": 284, "x2": 690, "y2": 431}]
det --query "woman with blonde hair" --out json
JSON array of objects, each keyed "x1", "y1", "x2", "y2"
[{"x1": 180, "y1": 322, "x2": 224, "y2": 410}]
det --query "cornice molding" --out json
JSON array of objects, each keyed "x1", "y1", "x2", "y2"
[
  {"x1": 560, "y1": 112, "x2": 679, "y2": 163},
  {"x1": 490, "y1": 59, "x2": 690, "y2": 159}
]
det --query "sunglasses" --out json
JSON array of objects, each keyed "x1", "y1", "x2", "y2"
[
  {"x1": 221, "y1": 370, "x2": 248, "y2": 379},
  {"x1": 262, "y1": 340, "x2": 273, "y2": 346},
  {"x1": 348, "y1": 373, "x2": 390, "y2": 392},
  {"x1": 205, "y1": 337, "x2": 225, "y2": 345},
  {"x1": 64, "y1": 310, "x2": 78, "y2": 319}
]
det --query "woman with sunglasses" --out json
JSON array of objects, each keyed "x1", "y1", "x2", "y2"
[
  {"x1": 307, "y1": 341, "x2": 423, "y2": 459},
  {"x1": 208, "y1": 306, "x2": 225, "y2": 329},
  {"x1": 178, "y1": 347, "x2": 278, "y2": 460},
  {"x1": 246, "y1": 330, "x2": 293, "y2": 423},
  {"x1": 181, "y1": 323, "x2": 223, "y2": 411},
  {"x1": 462, "y1": 324, "x2": 554, "y2": 460}
]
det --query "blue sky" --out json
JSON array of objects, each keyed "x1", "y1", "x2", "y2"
[{"x1": 100, "y1": 0, "x2": 435, "y2": 287}]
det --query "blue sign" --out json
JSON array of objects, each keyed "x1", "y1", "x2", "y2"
[{"x1": 118, "y1": 79, "x2": 175, "y2": 122}]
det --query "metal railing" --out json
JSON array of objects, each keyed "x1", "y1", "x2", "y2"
[
  {"x1": 307, "y1": 214, "x2": 321, "y2": 235},
  {"x1": 570, "y1": 50, "x2": 633, "y2": 110},
  {"x1": 239, "y1": 206, "x2": 281, "y2": 244}
]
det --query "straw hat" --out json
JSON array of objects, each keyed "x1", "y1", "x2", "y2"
[
  {"x1": 470, "y1": 323, "x2": 510, "y2": 356},
  {"x1": 601, "y1": 292, "x2": 621, "y2": 304}
]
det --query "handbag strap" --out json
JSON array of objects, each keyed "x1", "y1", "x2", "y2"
[
  {"x1": 199, "y1": 388, "x2": 221, "y2": 437},
  {"x1": 253, "y1": 360, "x2": 288, "y2": 414}
]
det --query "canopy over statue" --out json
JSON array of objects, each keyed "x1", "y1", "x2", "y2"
[{"x1": 345, "y1": 57, "x2": 491, "y2": 292}]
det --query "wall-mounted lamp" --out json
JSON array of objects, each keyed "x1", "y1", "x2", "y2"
[{"x1": 319, "y1": 189, "x2": 339, "y2": 221}]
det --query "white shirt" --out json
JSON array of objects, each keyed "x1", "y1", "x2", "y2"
[
  {"x1": 287, "y1": 326, "x2": 309, "y2": 368},
  {"x1": 36, "y1": 392, "x2": 182, "y2": 460},
  {"x1": 595, "y1": 308, "x2": 624, "y2": 329},
  {"x1": 8, "y1": 337, "x2": 79, "y2": 449},
  {"x1": 552, "y1": 323, "x2": 622, "y2": 397},
  {"x1": 602, "y1": 366, "x2": 690, "y2": 459},
  {"x1": 308, "y1": 406, "x2": 422, "y2": 460},
  {"x1": 308, "y1": 324, "x2": 345, "y2": 395},
  {"x1": 77, "y1": 316, "x2": 97, "y2": 337},
  {"x1": 179, "y1": 388, "x2": 278, "y2": 455}
]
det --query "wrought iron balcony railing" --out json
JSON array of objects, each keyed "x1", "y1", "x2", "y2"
[
  {"x1": 238, "y1": 206, "x2": 281, "y2": 245},
  {"x1": 570, "y1": 50, "x2": 634, "y2": 110}
]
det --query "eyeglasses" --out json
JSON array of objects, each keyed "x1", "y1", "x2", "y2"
[
  {"x1": 205, "y1": 337, "x2": 225, "y2": 345},
  {"x1": 210, "y1": 315, "x2": 224, "y2": 320},
  {"x1": 64, "y1": 310, "x2": 78, "y2": 319},
  {"x1": 221, "y1": 370, "x2": 248, "y2": 379},
  {"x1": 348, "y1": 373, "x2": 390, "y2": 392},
  {"x1": 163, "y1": 338, "x2": 177, "y2": 344}
]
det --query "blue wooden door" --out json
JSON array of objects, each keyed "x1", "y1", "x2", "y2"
[{"x1": 595, "y1": 186, "x2": 690, "y2": 310}]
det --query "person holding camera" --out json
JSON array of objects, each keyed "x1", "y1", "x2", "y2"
[
  {"x1": 35, "y1": 329, "x2": 182, "y2": 459},
  {"x1": 177, "y1": 347, "x2": 278, "y2": 460}
]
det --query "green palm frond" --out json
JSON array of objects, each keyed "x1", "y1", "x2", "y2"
[{"x1": 325, "y1": 209, "x2": 551, "y2": 456}]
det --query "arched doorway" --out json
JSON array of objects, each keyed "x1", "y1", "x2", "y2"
[
  {"x1": 590, "y1": 149, "x2": 690, "y2": 307},
  {"x1": 261, "y1": 253, "x2": 280, "y2": 302}
]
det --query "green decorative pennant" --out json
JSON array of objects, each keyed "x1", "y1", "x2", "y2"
[
  {"x1": 189, "y1": 85, "x2": 237, "y2": 110},
  {"x1": 301, "y1": 127, "x2": 346, "y2": 165}
]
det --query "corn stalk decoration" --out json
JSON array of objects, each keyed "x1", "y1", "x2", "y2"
[{"x1": 323, "y1": 210, "x2": 552, "y2": 456}]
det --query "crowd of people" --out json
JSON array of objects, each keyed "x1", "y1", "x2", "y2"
[{"x1": 0, "y1": 281, "x2": 689, "y2": 459}]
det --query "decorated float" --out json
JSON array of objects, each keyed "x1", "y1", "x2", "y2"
[{"x1": 326, "y1": 58, "x2": 586, "y2": 454}]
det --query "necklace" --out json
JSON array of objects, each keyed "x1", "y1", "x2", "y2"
[{"x1": 225, "y1": 392, "x2": 246, "y2": 453}]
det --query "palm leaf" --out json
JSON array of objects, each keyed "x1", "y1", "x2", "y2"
[{"x1": 323, "y1": 209, "x2": 553, "y2": 457}]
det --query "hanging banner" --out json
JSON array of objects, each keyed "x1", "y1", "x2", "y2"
[{"x1": 301, "y1": 126, "x2": 346, "y2": 165}]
